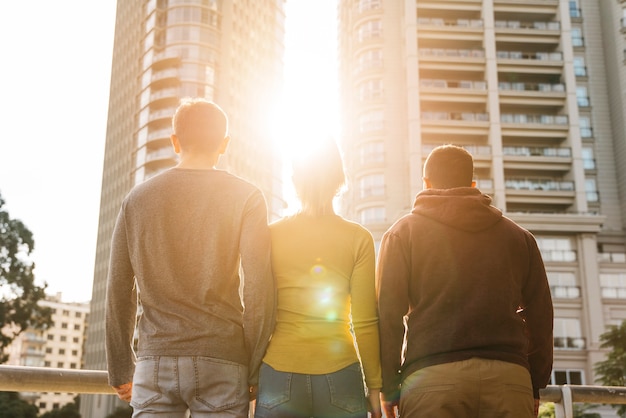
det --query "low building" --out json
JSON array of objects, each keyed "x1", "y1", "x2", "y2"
[{"x1": 5, "y1": 292, "x2": 89, "y2": 414}]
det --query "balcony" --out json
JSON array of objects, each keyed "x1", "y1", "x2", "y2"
[
  {"x1": 503, "y1": 146, "x2": 572, "y2": 172},
  {"x1": 418, "y1": 48, "x2": 486, "y2": 72},
  {"x1": 421, "y1": 111, "x2": 489, "y2": 136}
]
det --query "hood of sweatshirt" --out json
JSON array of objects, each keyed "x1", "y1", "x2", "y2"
[{"x1": 411, "y1": 187, "x2": 503, "y2": 233}]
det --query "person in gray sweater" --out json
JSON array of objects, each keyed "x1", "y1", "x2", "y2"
[
  {"x1": 377, "y1": 144, "x2": 553, "y2": 418},
  {"x1": 105, "y1": 98, "x2": 275, "y2": 417}
]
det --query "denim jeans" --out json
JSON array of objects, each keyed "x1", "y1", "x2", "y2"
[
  {"x1": 254, "y1": 362, "x2": 367, "y2": 418},
  {"x1": 130, "y1": 356, "x2": 250, "y2": 418}
]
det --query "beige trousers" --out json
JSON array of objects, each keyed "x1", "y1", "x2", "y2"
[{"x1": 399, "y1": 358, "x2": 534, "y2": 418}]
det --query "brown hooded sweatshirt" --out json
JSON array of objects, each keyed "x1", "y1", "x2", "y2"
[{"x1": 377, "y1": 187, "x2": 553, "y2": 401}]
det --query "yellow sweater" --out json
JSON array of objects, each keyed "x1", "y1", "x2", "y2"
[{"x1": 263, "y1": 213, "x2": 382, "y2": 389}]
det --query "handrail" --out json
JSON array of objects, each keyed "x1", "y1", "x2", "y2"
[
  {"x1": 1, "y1": 365, "x2": 626, "y2": 417},
  {"x1": 0, "y1": 365, "x2": 115, "y2": 394}
]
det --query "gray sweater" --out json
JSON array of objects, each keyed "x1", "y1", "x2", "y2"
[{"x1": 105, "y1": 168, "x2": 275, "y2": 387}]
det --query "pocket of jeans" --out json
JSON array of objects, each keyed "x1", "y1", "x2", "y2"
[
  {"x1": 195, "y1": 357, "x2": 247, "y2": 410},
  {"x1": 130, "y1": 356, "x2": 162, "y2": 409},
  {"x1": 327, "y1": 363, "x2": 367, "y2": 413},
  {"x1": 256, "y1": 363, "x2": 292, "y2": 409}
]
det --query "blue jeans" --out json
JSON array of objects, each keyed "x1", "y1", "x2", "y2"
[
  {"x1": 130, "y1": 356, "x2": 250, "y2": 418},
  {"x1": 254, "y1": 362, "x2": 367, "y2": 418}
]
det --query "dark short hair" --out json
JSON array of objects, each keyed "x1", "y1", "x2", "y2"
[{"x1": 423, "y1": 144, "x2": 474, "y2": 189}]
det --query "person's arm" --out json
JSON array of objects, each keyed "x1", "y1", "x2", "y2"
[
  {"x1": 376, "y1": 230, "x2": 411, "y2": 405},
  {"x1": 521, "y1": 232, "x2": 554, "y2": 401},
  {"x1": 350, "y1": 230, "x2": 383, "y2": 393},
  {"x1": 105, "y1": 204, "x2": 139, "y2": 390},
  {"x1": 367, "y1": 388, "x2": 382, "y2": 418},
  {"x1": 240, "y1": 190, "x2": 276, "y2": 387}
]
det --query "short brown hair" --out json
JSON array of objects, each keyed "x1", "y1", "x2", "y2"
[
  {"x1": 423, "y1": 144, "x2": 474, "y2": 189},
  {"x1": 171, "y1": 98, "x2": 228, "y2": 152}
]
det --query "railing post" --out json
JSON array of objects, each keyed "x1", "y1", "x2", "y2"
[{"x1": 561, "y1": 385, "x2": 574, "y2": 418}]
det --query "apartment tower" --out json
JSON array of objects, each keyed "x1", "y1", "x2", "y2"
[
  {"x1": 338, "y1": 0, "x2": 626, "y2": 410},
  {"x1": 81, "y1": 1, "x2": 285, "y2": 416}
]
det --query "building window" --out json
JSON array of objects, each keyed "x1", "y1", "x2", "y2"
[
  {"x1": 59, "y1": 349, "x2": 65, "y2": 355},
  {"x1": 57, "y1": 362, "x2": 64, "y2": 368},
  {"x1": 45, "y1": 347, "x2": 53, "y2": 354},
  {"x1": 573, "y1": 56, "x2": 587, "y2": 77},
  {"x1": 60, "y1": 336, "x2": 67, "y2": 342},
  {"x1": 579, "y1": 116, "x2": 592, "y2": 138},
  {"x1": 571, "y1": 28, "x2": 584, "y2": 47},
  {"x1": 585, "y1": 178, "x2": 598, "y2": 202},
  {"x1": 359, "y1": 174, "x2": 385, "y2": 198},
  {"x1": 70, "y1": 363, "x2": 77, "y2": 369},
  {"x1": 61, "y1": 323, "x2": 68, "y2": 329},
  {"x1": 358, "y1": 0, "x2": 381, "y2": 13},
  {"x1": 72, "y1": 350, "x2": 78, "y2": 356},
  {"x1": 75, "y1": 312, "x2": 82, "y2": 318},
  {"x1": 554, "y1": 318, "x2": 585, "y2": 349},
  {"x1": 576, "y1": 86, "x2": 589, "y2": 107},
  {"x1": 356, "y1": 48, "x2": 383, "y2": 73},
  {"x1": 600, "y1": 273, "x2": 626, "y2": 298},
  {"x1": 73, "y1": 337, "x2": 80, "y2": 343},
  {"x1": 357, "y1": 79, "x2": 383, "y2": 101},
  {"x1": 358, "y1": 109, "x2": 384, "y2": 133},
  {"x1": 74, "y1": 324, "x2": 81, "y2": 331},
  {"x1": 360, "y1": 142, "x2": 385, "y2": 165},
  {"x1": 357, "y1": 19, "x2": 382, "y2": 42},
  {"x1": 47, "y1": 334, "x2": 54, "y2": 341},
  {"x1": 547, "y1": 272, "x2": 580, "y2": 298},
  {"x1": 536, "y1": 237, "x2": 577, "y2": 262},
  {"x1": 552, "y1": 369, "x2": 584, "y2": 385},
  {"x1": 569, "y1": 1, "x2": 581, "y2": 18},
  {"x1": 359, "y1": 207, "x2": 386, "y2": 224},
  {"x1": 44, "y1": 361, "x2": 51, "y2": 367},
  {"x1": 582, "y1": 147, "x2": 595, "y2": 170}
]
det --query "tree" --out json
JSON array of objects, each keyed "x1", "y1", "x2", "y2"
[
  {"x1": 0, "y1": 391, "x2": 38, "y2": 418},
  {"x1": 594, "y1": 320, "x2": 626, "y2": 417},
  {"x1": 0, "y1": 191, "x2": 52, "y2": 363},
  {"x1": 538, "y1": 402, "x2": 601, "y2": 418},
  {"x1": 39, "y1": 396, "x2": 80, "y2": 418},
  {"x1": 105, "y1": 406, "x2": 133, "y2": 418}
]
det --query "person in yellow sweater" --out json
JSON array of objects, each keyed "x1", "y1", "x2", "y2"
[{"x1": 254, "y1": 137, "x2": 382, "y2": 418}]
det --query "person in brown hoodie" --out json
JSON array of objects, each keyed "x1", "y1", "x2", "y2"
[{"x1": 377, "y1": 144, "x2": 553, "y2": 417}]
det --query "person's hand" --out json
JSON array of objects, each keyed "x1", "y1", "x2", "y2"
[
  {"x1": 366, "y1": 388, "x2": 382, "y2": 418},
  {"x1": 381, "y1": 392, "x2": 399, "y2": 418},
  {"x1": 113, "y1": 382, "x2": 132, "y2": 402},
  {"x1": 249, "y1": 385, "x2": 258, "y2": 401},
  {"x1": 534, "y1": 398, "x2": 540, "y2": 416}
]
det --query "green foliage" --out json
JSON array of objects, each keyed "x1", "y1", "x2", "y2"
[
  {"x1": 39, "y1": 396, "x2": 81, "y2": 418},
  {"x1": 538, "y1": 402, "x2": 555, "y2": 417},
  {"x1": 0, "y1": 191, "x2": 52, "y2": 363},
  {"x1": 105, "y1": 406, "x2": 133, "y2": 418},
  {"x1": 0, "y1": 392, "x2": 38, "y2": 418},
  {"x1": 538, "y1": 402, "x2": 601, "y2": 418},
  {"x1": 594, "y1": 320, "x2": 626, "y2": 417}
]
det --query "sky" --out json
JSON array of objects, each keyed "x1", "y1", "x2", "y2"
[{"x1": 0, "y1": 1, "x2": 338, "y2": 303}]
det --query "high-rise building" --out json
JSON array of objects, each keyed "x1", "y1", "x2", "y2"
[
  {"x1": 82, "y1": 1, "x2": 286, "y2": 416},
  {"x1": 338, "y1": 0, "x2": 625, "y2": 414},
  {"x1": 5, "y1": 293, "x2": 89, "y2": 415}
]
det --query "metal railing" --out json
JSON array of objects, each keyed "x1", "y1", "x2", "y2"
[{"x1": 1, "y1": 365, "x2": 626, "y2": 418}]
